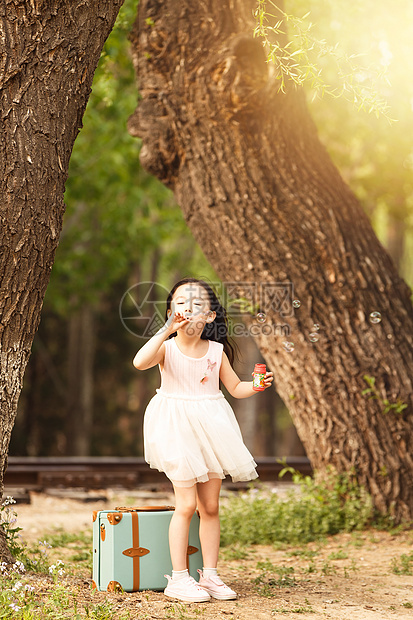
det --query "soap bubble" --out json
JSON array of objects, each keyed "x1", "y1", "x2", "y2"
[
  {"x1": 369, "y1": 312, "x2": 382, "y2": 324},
  {"x1": 283, "y1": 341, "x2": 295, "y2": 353},
  {"x1": 292, "y1": 300, "x2": 301, "y2": 309},
  {"x1": 309, "y1": 332, "x2": 319, "y2": 343},
  {"x1": 313, "y1": 324, "x2": 320, "y2": 332},
  {"x1": 256, "y1": 312, "x2": 266, "y2": 323}
]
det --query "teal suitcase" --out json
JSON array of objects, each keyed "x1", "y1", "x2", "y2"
[{"x1": 92, "y1": 506, "x2": 203, "y2": 592}]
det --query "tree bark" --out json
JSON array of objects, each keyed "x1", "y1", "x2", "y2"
[
  {"x1": 0, "y1": 0, "x2": 123, "y2": 560},
  {"x1": 129, "y1": 0, "x2": 413, "y2": 521}
]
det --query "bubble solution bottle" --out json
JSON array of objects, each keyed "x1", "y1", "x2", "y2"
[{"x1": 252, "y1": 363, "x2": 266, "y2": 391}]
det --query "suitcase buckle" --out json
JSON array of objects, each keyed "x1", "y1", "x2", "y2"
[{"x1": 122, "y1": 546, "x2": 150, "y2": 557}]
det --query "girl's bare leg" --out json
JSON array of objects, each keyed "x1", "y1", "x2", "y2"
[
  {"x1": 196, "y1": 478, "x2": 222, "y2": 568},
  {"x1": 169, "y1": 484, "x2": 197, "y2": 571}
]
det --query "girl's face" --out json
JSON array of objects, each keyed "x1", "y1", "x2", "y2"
[{"x1": 169, "y1": 283, "x2": 215, "y2": 324}]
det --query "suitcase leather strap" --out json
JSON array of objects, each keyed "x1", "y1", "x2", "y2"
[{"x1": 120, "y1": 511, "x2": 149, "y2": 591}]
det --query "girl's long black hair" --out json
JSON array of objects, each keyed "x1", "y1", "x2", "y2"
[{"x1": 165, "y1": 277, "x2": 237, "y2": 365}]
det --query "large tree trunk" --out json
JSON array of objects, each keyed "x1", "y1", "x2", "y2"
[
  {"x1": 0, "y1": 0, "x2": 123, "y2": 561},
  {"x1": 129, "y1": 0, "x2": 413, "y2": 521}
]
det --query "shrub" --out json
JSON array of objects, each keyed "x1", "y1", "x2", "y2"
[{"x1": 220, "y1": 467, "x2": 374, "y2": 547}]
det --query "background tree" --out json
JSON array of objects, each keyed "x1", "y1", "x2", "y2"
[{"x1": 129, "y1": 0, "x2": 413, "y2": 521}]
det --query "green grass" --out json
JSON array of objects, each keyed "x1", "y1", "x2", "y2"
[
  {"x1": 44, "y1": 530, "x2": 92, "y2": 547},
  {"x1": 254, "y1": 560, "x2": 297, "y2": 595},
  {"x1": 221, "y1": 543, "x2": 254, "y2": 561},
  {"x1": 287, "y1": 549, "x2": 319, "y2": 559},
  {"x1": 302, "y1": 561, "x2": 317, "y2": 574},
  {"x1": 391, "y1": 551, "x2": 413, "y2": 575},
  {"x1": 164, "y1": 602, "x2": 205, "y2": 619},
  {"x1": 320, "y1": 560, "x2": 337, "y2": 576},
  {"x1": 69, "y1": 550, "x2": 92, "y2": 562},
  {"x1": 43, "y1": 529, "x2": 93, "y2": 574},
  {"x1": 328, "y1": 550, "x2": 348, "y2": 560}
]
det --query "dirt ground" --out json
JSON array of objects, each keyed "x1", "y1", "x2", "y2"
[{"x1": 12, "y1": 490, "x2": 413, "y2": 619}]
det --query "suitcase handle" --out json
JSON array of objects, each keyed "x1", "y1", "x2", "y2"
[{"x1": 114, "y1": 505, "x2": 175, "y2": 512}]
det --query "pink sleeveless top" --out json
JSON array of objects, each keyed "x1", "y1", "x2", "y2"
[{"x1": 157, "y1": 338, "x2": 224, "y2": 399}]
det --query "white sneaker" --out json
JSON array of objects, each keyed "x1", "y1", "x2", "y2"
[
  {"x1": 164, "y1": 574, "x2": 211, "y2": 603},
  {"x1": 197, "y1": 569, "x2": 237, "y2": 600}
]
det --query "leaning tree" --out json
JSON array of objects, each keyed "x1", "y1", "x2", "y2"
[
  {"x1": 129, "y1": 0, "x2": 413, "y2": 520},
  {"x1": 0, "y1": 0, "x2": 124, "y2": 562}
]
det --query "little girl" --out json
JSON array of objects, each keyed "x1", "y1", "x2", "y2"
[{"x1": 133, "y1": 278, "x2": 273, "y2": 603}]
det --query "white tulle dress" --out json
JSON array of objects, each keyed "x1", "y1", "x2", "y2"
[{"x1": 143, "y1": 337, "x2": 258, "y2": 487}]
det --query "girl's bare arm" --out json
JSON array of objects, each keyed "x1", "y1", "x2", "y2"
[
  {"x1": 132, "y1": 329, "x2": 169, "y2": 370},
  {"x1": 219, "y1": 353, "x2": 273, "y2": 398},
  {"x1": 133, "y1": 312, "x2": 189, "y2": 370}
]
